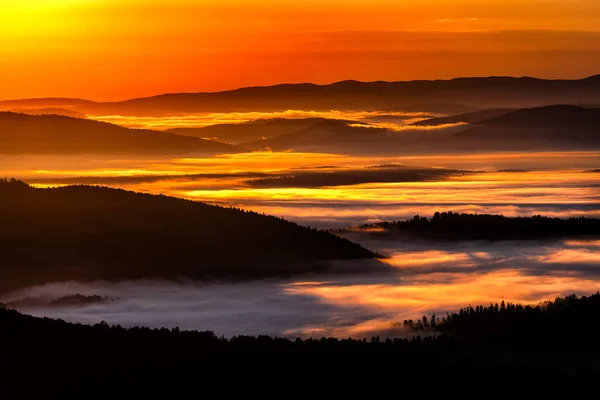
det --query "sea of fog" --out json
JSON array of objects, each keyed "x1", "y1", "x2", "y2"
[
  {"x1": 4, "y1": 151, "x2": 600, "y2": 228},
  {"x1": 2, "y1": 150, "x2": 599, "y2": 337},
  {"x1": 4, "y1": 236, "x2": 600, "y2": 338}
]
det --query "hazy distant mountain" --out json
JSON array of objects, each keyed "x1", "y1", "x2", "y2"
[
  {"x1": 245, "y1": 120, "x2": 387, "y2": 151},
  {"x1": 412, "y1": 109, "x2": 514, "y2": 126},
  {"x1": 0, "y1": 98, "x2": 96, "y2": 110},
  {"x1": 245, "y1": 105, "x2": 600, "y2": 154},
  {"x1": 3, "y1": 76, "x2": 597, "y2": 117},
  {"x1": 382, "y1": 103, "x2": 479, "y2": 115},
  {"x1": 479, "y1": 105, "x2": 600, "y2": 129},
  {"x1": 453, "y1": 105, "x2": 600, "y2": 149},
  {"x1": 0, "y1": 181, "x2": 377, "y2": 293},
  {"x1": 0, "y1": 112, "x2": 240, "y2": 155},
  {"x1": 8, "y1": 107, "x2": 88, "y2": 119},
  {"x1": 168, "y1": 118, "x2": 344, "y2": 144},
  {"x1": 60, "y1": 75, "x2": 600, "y2": 116}
]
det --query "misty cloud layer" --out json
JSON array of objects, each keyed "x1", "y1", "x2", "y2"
[{"x1": 3, "y1": 236, "x2": 599, "y2": 338}]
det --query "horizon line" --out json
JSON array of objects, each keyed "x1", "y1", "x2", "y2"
[{"x1": 1, "y1": 73, "x2": 599, "y2": 104}]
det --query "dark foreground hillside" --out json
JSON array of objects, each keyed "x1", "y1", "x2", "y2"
[
  {"x1": 346, "y1": 212, "x2": 600, "y2": 240},
  {"x1": 0, "y1": 179, "x2": 376, "y2": 294},
  {"x1": 1, "y1": 293, "x2": 599, "y2": 387}
]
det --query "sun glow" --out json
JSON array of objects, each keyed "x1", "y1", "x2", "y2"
[{"x1": 2, "y1": 1, "x2": 600, "y2": 100}]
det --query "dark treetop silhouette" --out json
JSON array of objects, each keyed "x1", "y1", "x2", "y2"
[
  {"x1": 1, "y1": 293, "x2": 599, "y2": 386},
  {"x1": 342, "y1": 211, "x2": 600, "y2": 241},
  {"x1": 0, "y1": 179, "x2": 377, "y2": 294}
]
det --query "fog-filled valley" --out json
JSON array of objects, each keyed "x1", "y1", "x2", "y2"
[
  {"x1": 4, "y1": 236, "x2": 599, "y2": 338},
  {"x1": 7, "y1": 0, "x2": 600, "y2": 385},
  {"x1": 1, "y1": 76, "x2": 600, "y2": 341}
]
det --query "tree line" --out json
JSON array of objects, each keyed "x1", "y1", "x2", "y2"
[{"x1": 351, "y1": 211, "x2": 600, "y2": 240}]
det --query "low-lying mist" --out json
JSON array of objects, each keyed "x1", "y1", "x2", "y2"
[
  {"x1": 89, "y1": 110, "x2": 436, "y2": 131},
  {"x1": 4, "y1": 236, "x2": 599, "y2": 338},
  {"x1": 6, "y1": 152, "x2": 598, "y2": 228}
]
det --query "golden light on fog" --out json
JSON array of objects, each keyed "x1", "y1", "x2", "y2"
[{"x1": 284, "y1": 269, "x2": 600, "y2": 315}]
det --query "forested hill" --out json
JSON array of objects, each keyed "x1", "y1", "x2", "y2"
[
  {"x1": 0, "y1": 180, "x2": 376, "y2": 293},
  {"x1": 343, "y1": 212, "x2": 600, "y2": 240},
  {"x1": 1, "y1": 293, "x2": 599, "y2": 385}
]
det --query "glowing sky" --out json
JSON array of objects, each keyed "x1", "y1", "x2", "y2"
[{"x1": 2, "y1": 0, "x2": 600, "y2": 100}]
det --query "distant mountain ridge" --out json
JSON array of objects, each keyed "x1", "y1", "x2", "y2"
[
  {"x1": 243, "y1": 119, "x2": 386, "y2": 151},
  {"x1": 412, "y1": 109, "x2": 514, "y2": 126},
  {"x1": 480, "y1": 105, "x2": 600, "y2": 128},
  {"x1": 78, "y1": 75, "x2": 600, "y2": 116},
  {"x1": 0, "y1": 112, "x2": 240, "y2": 155},
  {"x1": 452, "y1": 105, "x2": 600, "y2": 148},
  {"x1": 2, "y1": 75, "x2": 600, "y2": 116},
  {"x1": 243, "y1": 105, "x2": 600, "y2": 154},
  {"x1": 167, "y1": 118, "x2": 346, "y2": 144},
  {"x1": 382, "y1": 103, "x2": 479, "y2": 115},
  {"x1": 340, "y1": 212, "x2": 600, "y2": 241}
]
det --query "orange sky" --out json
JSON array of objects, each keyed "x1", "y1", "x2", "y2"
[{"x1": 1, "y1": 0, "x2": 600, "y2": 100}]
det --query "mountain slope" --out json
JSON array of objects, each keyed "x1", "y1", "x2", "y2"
[
  {"x1": 382, "y1": 103, "x2": 479, "y2": 115},
  {"x1": 0, "y1": 181, "x2": 377, "y2": 293},
  {"x1": 242, "y1": 105, "x2": 600, "y2": 154},
  {"x1": 412, "y1": 109, "x2": 513, "y2": 126},
  {"x1": 167, "y1": 118, "x2": 340, "y2": 144},
  {"x1": 0, "y1": 112, "x2": 240, "y2": 155},
  {"x1": 452, "y1": 105, "x2": 600, "y2": 147},
  {"x1": 480, "y1": 105, "x2": 600, "y2": 128},
  {"x1": 7, "y1": 107, "x2": 88, "y2": 119},
  {"x1": 244, "y1": 120, "x2": 387, "y2": 151}
]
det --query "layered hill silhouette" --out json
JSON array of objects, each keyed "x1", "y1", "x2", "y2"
[
  {"x1": 381, "y1": 102, "x2": 479, "y2": 115},
  {"x1": 452, "y1": 105, "x2": 600, "y2": 150},
  {"x1": 4, "y1": 75, "x2": 600, "y2": 116},
  {"x1": 341, "y1": 212, "x2": 600, "y2": 241},
  {"x1": 7, "y1": 107, "x2": 87, "y2": 119},
  {"x1": 0, "y1": 180, "x2": 377, "y2": 294},
  {"x1": 0, "y1": 112, "x2": 240, "y2": 155},
  {"x1": 243, "y1": 105, "x2": 600, "y2": 154},
  {"x1": 412, "y1": 108, "x2": 513, "y2": 127},
  {"x1": 0, "y1": 97, "x2": 95, "y2": 109},
  {"x1": 81, "y1": 75, "x2": 600, "y2": 116},
  {"x1": 476, "y1": 104, "x2": 600, "y2": 128},
  {"x1": 244, "y1": 120, "x2": 388, "y2": 151},
  {"x1": 167, "y1": 118, "x2": 344, "y2": 144}
]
